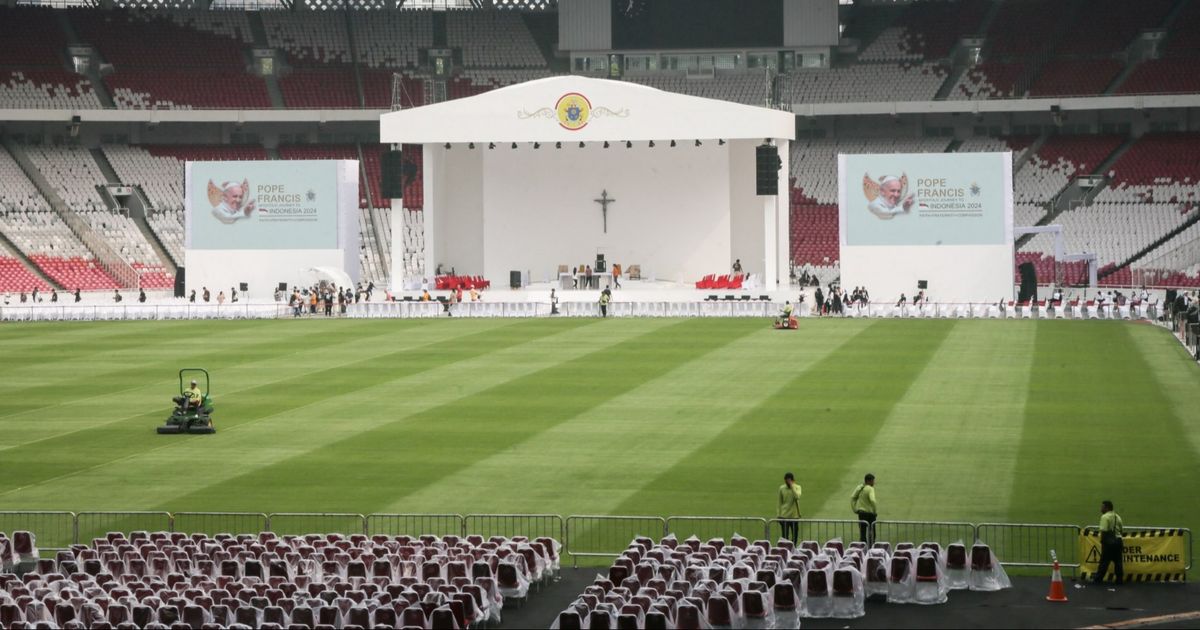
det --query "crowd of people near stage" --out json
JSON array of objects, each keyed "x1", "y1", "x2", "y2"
[
  {"x1": 280, "y1": 282, "x2": 375, "y2": 317},
  {"x1": 803, "y1": 285, "x2": 872, "y2": 316}
]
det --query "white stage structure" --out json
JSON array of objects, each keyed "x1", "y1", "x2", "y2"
[{"x1": 379, "y1": 76, "x2": 794, "y2": 294}]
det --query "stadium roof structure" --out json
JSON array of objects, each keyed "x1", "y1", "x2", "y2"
[{"x1": 379, "y1": 75, "x2": 795, "y2": 144}]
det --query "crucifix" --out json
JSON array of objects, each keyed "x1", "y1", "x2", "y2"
[{"x1": 594, "y1": 189, "x2": 616, "y2": 233}]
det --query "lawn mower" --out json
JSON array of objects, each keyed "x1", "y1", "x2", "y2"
[
  {"x1": 773, "y1": 316, "x2": 799, "y2": 330},
  {"x1": 158, "y1": 368, "x2": 216, "y2": 434}
]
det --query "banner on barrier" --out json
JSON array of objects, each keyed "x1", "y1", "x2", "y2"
[{"x1": 1078, "y1": 528, "x2": 1187, "y2": 582}]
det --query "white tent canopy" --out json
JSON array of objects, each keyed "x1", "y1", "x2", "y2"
[{"x1": 380, "y1": 76, "x2": 795, "y2": 291}]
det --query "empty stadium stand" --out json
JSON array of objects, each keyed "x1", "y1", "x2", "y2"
[{"x1": 0, "y1": 70, "x2": 102, "y2": 110}]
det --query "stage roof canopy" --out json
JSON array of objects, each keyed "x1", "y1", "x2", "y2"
[{"x1": 380, "y1": 75, "x2": 795, "y2": 145}]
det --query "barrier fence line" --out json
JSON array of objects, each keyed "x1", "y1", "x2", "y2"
[
  {"x1": 976, "y1": 523, "x2": 1083, "y2": 571},
  {"x1": 366, "y1": 513, "x2": 465, "y2": 539},
  {"x1": 0, "y1": 301, "x2": 1169, "y2": 322},
  {"x1": 0, "y1": 512, "x2": 75, "y2": 553},
  {"x1": 874, "y1": 520, "x2": 977, "y2": 550},
  {"x1": 264, "y1": 513, "x2": 367, "y2": 537},
  {"x1": 564, "y1": 515, "x2": 667, "y2": 567},
  {"x1": 0, "y1": 511, "x2": 1189, "y2": 575},
  {"x1": 75, "y1": 511, "x2": 172, "y2": 547},
  {"x1": 664, "y1": 516, "x2": 770, "y2": 545},
  {"x1": 170, "y1": 512, "x2": 269, "y2": 537},
  {"x1": 768, "y1": 518, "x2": 865, "y2": 546},
  {"x1": 464, "y1": 514, "x2": 564, "y2": 546}
]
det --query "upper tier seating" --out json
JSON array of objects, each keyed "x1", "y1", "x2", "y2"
[
  {"x1": 947, "y1": 62, "x2": 1026, "y2": 100},
  {"x1": 280, "y1": 69, "x2": 360, "y2": 109},
  {"x1": 71, "y1": 9, "x2": 250, "y2": 69},
  {"x1": 984, "y1": 0, "x2": 1074, "y2": 58},
  {"x1": 262, "y1": 11, "x2": 350, "y2": 67},
  {"x1": 0, "y1": 529, "x2": 562, "y2": 630},
  {"x1": 446, "y1": 10, "x2": 545, "y2": 68},
  {"x1": 1164, "y1": 0, "x2": 1200, "y2": 55},
  {"x1": 625, "y1": 73, "x2": 770, "y2": 106},
  {"x1": 1028, "y1": 59, "x2": 1122, "y2": 98},
  {"x1": 22, "y1": 145, "x2": 108, "y2": 214},
  {"x1": 0, "y1": 6, "x2": 69, "y2": 68},
  {"x1": 361, "y1": 70, "x2": 425, "y2": 109},
  {"x1": 1052, "y1": 0, "x2": 1173, "y2": 55},
  {"x1": 0, "y1": 70, "x2": 102, "y2": 110},
  {"x1": 349, "y1": 11, "x2": 433, "y2": 69},
  {"x1": 781, "y1": 63, "x2": 947, "y2": 104},
  {"x1": 1116, "y1": 58, "x2": 1200, "y2": 95},
  {"x1": 858, "y1": 0, "x2": 989, "y2": 61},
  {"x1": 109, "y1": 70, "x2": 271, "y2": 110}
]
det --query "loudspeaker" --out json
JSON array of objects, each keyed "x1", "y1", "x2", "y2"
[
  {"x1": 380, "y1": 149, "x2": 405, "y2": 199},
  {"x1": 756, "y1": 144, "x2": 781, "y2": 196},
  {"x1": 917, "y1": 280, "x2": 928, "y2": 290},
  {"x1": 278, "y1": 282, "x2": 288, "y2": 292},
  {"x1": 173, "y1": 267, "x2": 185, "y2": 298},
  {"x1": 509, "y1": 270, "x2": 522, "y2": 289},
  {"x1": 595, "y1": 254, "x2": 606, "y2": 273},
  {"x1": 239, "y1": 282, "x2": 248, "y2": 292},
  {"x1": 1017, "y1": 262, "x2": 1038, "y2": 302}
]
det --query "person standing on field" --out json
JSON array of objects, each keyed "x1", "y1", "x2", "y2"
[
  {"x1": 1093, "y1": 500, "x2": 1124, "y2": 586},
  {"x1": 851, "y1": 473, "x2": 878, "y2": 544},
  {"x1": 778, "y1": 472, "x2": 802, "y2": 543}
]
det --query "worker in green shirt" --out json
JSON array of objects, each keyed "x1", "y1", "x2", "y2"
[
  {"x1": 1093, "y1": 500, "x2": 1124, "y2": 585},
  {"x1": 599, "y1": 290, "x2": 611, "y2": 318},
  {"x1": 777, "y1": 472, "x2": 802, "y2": 543},
  {"x1": 185, "y1": 379, "x2": 203, "y2": 411},
  {"x1": 850, "y1": 473, "x2": 878, "y2": 545}
]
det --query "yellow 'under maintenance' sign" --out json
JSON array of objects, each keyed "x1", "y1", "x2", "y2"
[{"x1": 1079, "y1": 527, "x2": 1187, "y2": 582}]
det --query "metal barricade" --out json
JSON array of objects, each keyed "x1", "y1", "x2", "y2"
[
  {"x1": 76, "y1": 511, "x2": 173, "y2": 544},
  {"x1": 565, "y1": 515, "x2": 667, "y2": 567},
  {"x1": 665, "y1": 516, "x2": 769, "y2": 543},
  {"x1": 976, "y1": 523, "x2": 1082, "y2": 570},
  {"x1": 171, "y1": 512, "x2": 268, "y2": 536},
  {"x1": 266, "y1": 513, "x2": 366, "y2": 536},
  {"x1": 366, "y1": 514, "x2": 465, "y2": 538},
  {"x1": 0, "y1": 511, "x2": 76, "y2": 552},
  {"x1": 768, "y1": 518, "x2": 865, "y2": 546},
  {"x1": 874, "y1": 520, "x2": 976, "y2": 549},
  {"x1": 464, "y1": 514, "x2": 564, "y2": 544}
]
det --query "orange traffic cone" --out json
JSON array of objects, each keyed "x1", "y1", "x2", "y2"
[{"x1": 1046, "y1": 560, "x2": 1068, "y2": 602}]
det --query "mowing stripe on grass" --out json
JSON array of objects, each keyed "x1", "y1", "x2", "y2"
[
  {"x1": 608, "y1": 318, "x2": 953, "y2": 520},
  {"x1": 0, "y1": 319, "x2": 520, "y2": 450},
  {"x1": 154, "y1": 318, "x2": 752, "y2": 515},
  {"x1": 0, "y1": 318, "x2": 660, "y2": 511},
  {"x1": 0, "y1": 318, "x2": 569, "y2": 499},
  {"x1": 0, "y1": 319, "x2": 389, "y2": 419},
  {"x1": 1007, "y1": 322, "x2": 1200, "y2": 534},
  {"x1": 381, "y1": 320, "x2": 874, "y2": 515},
  {"x1": 811, "y1": 320, "x2": 1037, "y2": 522},
  {"x1": 0, "y1": 320, "x2": 220, "y2": 376},
  {"x1": 1126, "y1": 324, "x2": 1200, "y2": 461}
]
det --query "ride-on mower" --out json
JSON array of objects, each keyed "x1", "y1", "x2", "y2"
[{"x1": 158, "y1": 368, "x2": 216, "y2": 434}]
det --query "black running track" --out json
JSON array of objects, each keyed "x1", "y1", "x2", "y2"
[{"x1": 499, "y1": 569, "x2": 1199, "y2": 629}]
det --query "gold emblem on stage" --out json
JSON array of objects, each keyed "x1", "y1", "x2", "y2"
[{"x1": 555, "y1": 92, "x2": 591, "y2": 131}]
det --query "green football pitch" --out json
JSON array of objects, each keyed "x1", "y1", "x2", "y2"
[{"x1": 1, "y1": 317, "x2": 1197, "y2": 558}]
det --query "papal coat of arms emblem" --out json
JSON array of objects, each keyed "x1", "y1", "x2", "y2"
[{"x1": 555, "y1": 92, "x2": 591, "y2": 131}]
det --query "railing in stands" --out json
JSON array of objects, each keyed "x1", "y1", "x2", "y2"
[
  {"x1": 56, "y1": 206, "x2": 140, "y2": 289},
  {"x1": 0, "y1": 511, "x2": 1190, "y2": 576}
]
